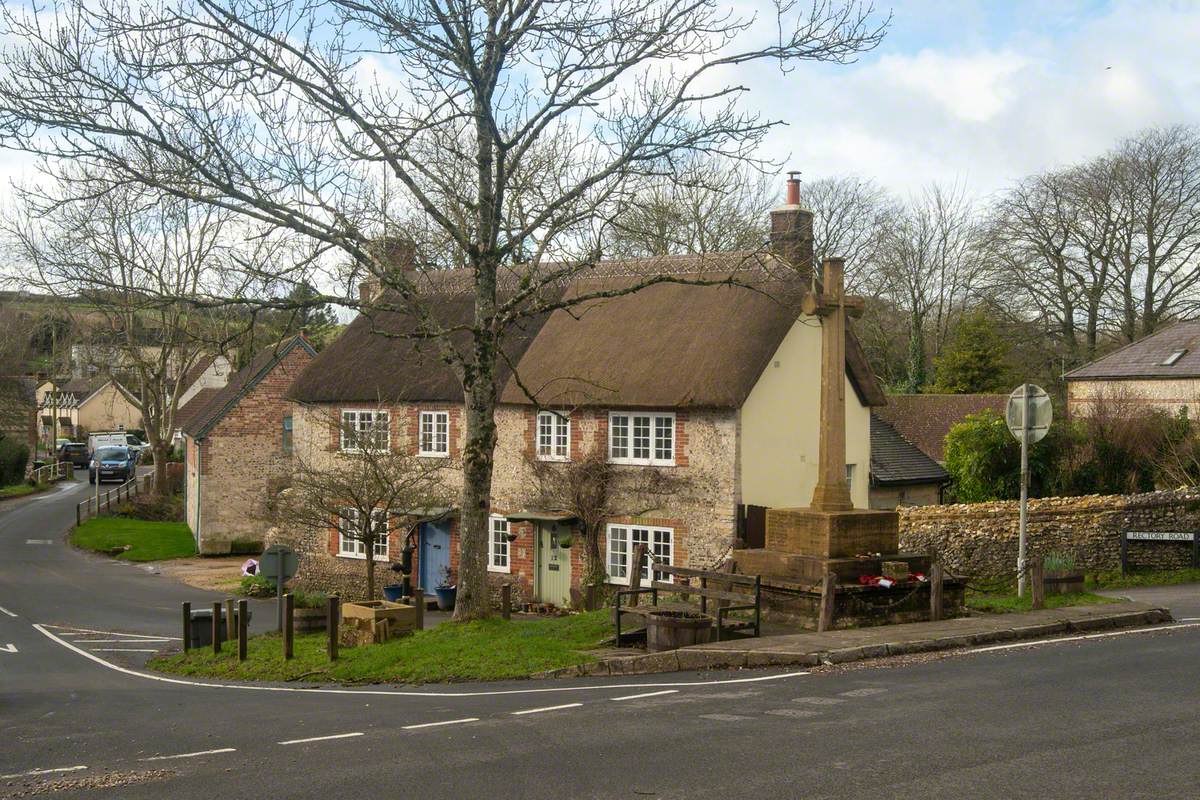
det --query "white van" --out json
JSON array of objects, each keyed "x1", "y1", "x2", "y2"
[{"x1": 88, "y1": 431, "x2": 148, "y2": 456}]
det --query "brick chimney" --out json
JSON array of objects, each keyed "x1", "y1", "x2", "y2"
[
  {"x1": 360, "y1": 235, "x2": 418, "y2": 305},
  {"x1": 769, "y1": 171, "x2": 814, "y2": 277}
]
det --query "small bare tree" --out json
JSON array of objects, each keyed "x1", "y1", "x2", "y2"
[
  {"x1": 277, "y1": 406, "x2": 456, "y2": 600},
  {"x1": 524, "y1": 442, "x2": 701, "y2": 599}
]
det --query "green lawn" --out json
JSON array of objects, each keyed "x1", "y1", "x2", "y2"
[
  {"x1": 0, "y1": 483, "x2": 41, "y2": 499},
  {"x1": 966, "y1": 590, "x2": 1119, "y2": 614},
  {"x1": 71, "y1": 516, "x2": 196, "y2": 561},
  {"x1": 1087, "y1": 568, "x2": 1200, "y2": 590},
  {"x1": 150, "y1": 611, "x2": 614, "y2": 683}
]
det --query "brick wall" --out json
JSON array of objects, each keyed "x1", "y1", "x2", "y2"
[
  {"x1": 899, "y1": 488, "x2": 1200, "y2": 577},
  {"x1": 280, "y1": 401, "x2": 741, "y2": 605},
  {"x1": 192, "y1": 346, "x2": 313, "y2": 554}
]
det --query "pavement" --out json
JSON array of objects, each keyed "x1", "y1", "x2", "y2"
[{"x1": 3, "y1": 472, "x2": 1200, "y2": 798}]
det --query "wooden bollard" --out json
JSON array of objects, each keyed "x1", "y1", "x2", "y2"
[
  {"x1": 501, "y1": 583, "x2": 511, "y2": 621},
  {"x1": 76, "y1": 503, "x2": 81, "y2": 528},
  {"x1": 182, "y1": 601, "x2": 191, "y2": 652},
  {"x1": 211, "y1": 601, "x2": 221, "y2": 654},
  {"x1": 1030, "y1": 557, "x2": 1045, "y2": 610},
  {"x1": 284, "y1": 593, "x2": 294, "y2": 660},
  {"x1": 628, "y1": 543, "x2": 647, "y2": 607},
  {"x1": 930, "y1": 562, "x2": 944, "y2": 622},
  {"x1": 225, "y1": 598, "x2": 236, "y2": 643},
  {"x1": 413, "y1": 593, "x2": 424, "y2": 631},
  {"x1": 237, "y1": 599, "x2": 248, "y2": 662},
  {"x1": 327, "y1": 595, "x2": 339, "y2": 661},
  {"x1": 817, "y1": 573, "x2": 836, "y2": 633}
]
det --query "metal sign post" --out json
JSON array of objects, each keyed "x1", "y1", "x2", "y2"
[
  {"x1": 1006, "y1": 384, "x2": 1052, "y2": 597},
  {"x1": 259, "y1": 545, "x2": 299, "y2": 632}
]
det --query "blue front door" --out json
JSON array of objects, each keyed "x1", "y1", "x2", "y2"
[{"x1": 419, "y1": 520, "x2": 452, "y2": 595}]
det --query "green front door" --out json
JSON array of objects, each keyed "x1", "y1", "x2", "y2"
[{"x1": 535, "y1": 523, "x2": 572, "y2": 607}]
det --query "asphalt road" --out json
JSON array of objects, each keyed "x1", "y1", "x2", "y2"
[{"x1": 2, "y1": 475, "x2": 1199, "y2": 798}]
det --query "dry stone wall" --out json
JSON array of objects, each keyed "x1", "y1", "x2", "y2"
[{"x1": 899, "y1": 489, "x2": 1200, "y2": 577}]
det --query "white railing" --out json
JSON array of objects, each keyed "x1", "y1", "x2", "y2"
[{"x1": 31, "y1": 460, "x2": 72, "y2": 484}]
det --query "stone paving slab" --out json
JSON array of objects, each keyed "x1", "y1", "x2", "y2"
[{"x1": 542, "y1": 602, "x2": 1173, "y2": 678}]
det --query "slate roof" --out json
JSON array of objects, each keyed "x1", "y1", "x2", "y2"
[
  {"x1": 1064, "y1": 320, "x2": 1200, "y2": 380},
  {"x1": 174, "y1": 387, "x2": 221, "y2": 433},
  {"x1": 873, "y1": 393, "x2": 1007, "y2": 462},
  {"x1": 869, "y1": 414, "x2": 950, "y2": 487},
  {"x1": 183, "y1": 336, "x2": 315, "y2": 439},
  {"x1": 178, "y1": 355, "x2": 218, "y2": 395},
  {"x1": 289, "y1": 255, "x2": 886, "y2": 409}
]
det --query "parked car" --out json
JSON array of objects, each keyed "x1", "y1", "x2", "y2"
[
  {"x1": 58, "y1": 443, "x2": 91, "y2": 469},
  {"x1": 89, "y1": 446, "x2": 138, "y2": 485}
]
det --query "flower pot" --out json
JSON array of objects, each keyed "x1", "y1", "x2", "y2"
[
  {"x1": 1044, "y1": 571, "x2": 1085, "y2": 595},
  {"x1": 382, "y1": 584, "x2": 405, "y2": 602},
  {"x1": 434, "y1": 585, "x2": 457, "y2": 611},
  {"x1": 293, "y1": 606, "x2": 327, "y2": 633},
  {"x1": 645, "y1": 610, "x2": 714, "y2": 652}
]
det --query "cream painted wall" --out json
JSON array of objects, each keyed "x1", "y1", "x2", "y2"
[
  {"x1": 77, "y1": 383, "x2": 142, "y2": 432},
  {"x1": 739, "y1": 318, "x2": 872, "y2": 510},
  {"x1": 178, "y1": 355, "x2": 233, "y2": 407}
]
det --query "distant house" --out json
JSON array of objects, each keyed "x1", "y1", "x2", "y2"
[
  {"x1": 873, "y1": 393, "x2": 1008, "y2": 464},
  {"x1": 1066, "y1": 321, "x2": 1200, "y2": 418},
  {"x1": 35, "y1": 377, "x2": 143, "y2": 443},
  {"x1": 868, "y1": 414, "x2": 949, "y2": 510},
  {"x1": 176, "y1": 354, "x2": 233, "y2": 408},
  {"x1": 182, "y1": 336, "x2": 316, "y2": 554}
]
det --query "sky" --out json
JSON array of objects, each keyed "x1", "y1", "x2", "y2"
[
  {"x1": 745, "y1": 0, "x2": 1200, "y2": 199},
  {"x1": 0, "y1": 1, "x2": 1197, "y2": 209}
]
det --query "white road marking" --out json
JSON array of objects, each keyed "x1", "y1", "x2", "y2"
[
  {"x1": 278, "y1": 732, "x2": 364, "y2": 745},
  {"x1": 699, "y1": 713, "x2": 750, "y2": 721},
  {"x1": 1, "y1": 643, "x2": 17, "y2": 654},
  {"x1": 611, "y1": 689, "x2": 679, "y2": 701},
  {"x1": 25, "y1": 539, "x2": 52, "y2": 545},
  {"x1": 511, "y1": 703, "x2": 584, "y2": 715},
  {"x1": 402, "y1": 718, "x2": 480, "y2": 730},
  {"x1": 0, "y1": 605, "x2": 17, "y2": 617},
  {"x1": 967, "y1": 622, "x2": 1200, "y2": 654},
  {"x1": 73, "y1": 638, "x2": 172, "y2": 643},
  {"x1": 139, "y1": 748, "x2": 236, "y2": 761},
  {"x1": 1180, "y1": 617, "x2": 1200, "y2": 622},
  {"x1": 33, "y1": 624, "x2": 809, "y2": 698},
  {"x1": 765, "y1": 708, "x2": 820, "y2": 718},
  {"x1": 0, "y1": 765, "x2": 87, "y2": 780},
  {"x1": 43, "y1": 624, "x2": 180, "y2": 641},
  {"x1": 90, "y1": 648, "x2": 159, "y2": 653}
]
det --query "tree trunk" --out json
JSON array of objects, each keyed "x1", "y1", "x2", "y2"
[
  {"x1": 152, "y1": 444, "x2": 169, "y2": 497},
  {"x1": 454, "y1": 374, "x2": 498, "y2": 622},
  {"x1": 364, "y1": 519, "x2": 376, "y2": 600},
  {"x1": 583, "y1": 521, "x2": 605, "y2": 587}
]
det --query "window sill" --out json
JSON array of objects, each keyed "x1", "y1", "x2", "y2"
[
  {"x1": 607, "y1": 458, "x2": 676, "y2": 467},
  {"x1": 487, "y1": 564, "x2": 511, "y2": 574},
  {"x1": 418, "y1": 450, "x2": 450, "y2": 458},
  {"x1": 336, "y1": 552, "x2": 390, "y2": 562},
  {"x1": 536, "y1": 454, "x2": 571, "y2": 463}
]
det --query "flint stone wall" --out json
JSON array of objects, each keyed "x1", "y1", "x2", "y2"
[{"x1": 899, "y1": 488, "x2": 1200, "y2": 577}]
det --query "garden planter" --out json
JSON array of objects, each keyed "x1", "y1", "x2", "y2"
[
  {"x1": 293, "y1": 606, "x2": 327, "y2": 633},
  {"x1": 341, "y1": 600, "x2": 417, "y2": 643},
  {"x1": 645, "y1": 610, "x2": 714, "y2": 652},
  {"x1": 435, "y1": 586, "x2": 457, "y2": 611},
  {"x1": 382, "y1": 584, "x2": 405, "y2": 603},
  {"x1": 1044, "y1": 571, "x2": 1085, "y2": 595}
]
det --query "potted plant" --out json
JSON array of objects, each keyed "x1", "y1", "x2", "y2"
[
  {"x1": 434, "y1": 565, "x2": 457, "y2": 611},
  {"x1": 382, "y1": 563, "x2": 406, "y2": 602},
  {"x1": 1043, "y1": 551, "x2": 1084, "y2": 595}
]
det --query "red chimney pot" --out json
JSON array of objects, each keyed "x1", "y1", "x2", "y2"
[{"x1": 786, "y1": 171, "x2": 801, "y2": 205}]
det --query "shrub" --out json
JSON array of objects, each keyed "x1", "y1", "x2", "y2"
[
  {"x1": 240, "y1": 574, "x2": 277, "y2": 597},
  {"x1": 293, "y1": 590, "x2": 327, "y2": 609},
  {"x1": 115, "y1": 493, "x2": 184, "y2": 522},
  {"x1": 0, "y1": 438, "x2": 30, "y2": 486},
  {"x1": 1043, "y1": 551, "x2": 1077, "y2": 573},
  {"x1": 943, "y1": 410, "x2": 1063, "y2": 502}
]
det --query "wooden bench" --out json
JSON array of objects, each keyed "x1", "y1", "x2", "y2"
[{"x1": 614, "y1": 546, "x2": 761, "y2": 645}]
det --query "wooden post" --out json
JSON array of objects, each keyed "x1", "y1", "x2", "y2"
[
  {"x1": 211, "y1": 601, "x2": 221, "y2": 654},
  {"x1": 501, "y1": 583, "x2": 511, "y2": 621},
  {"x1": 182, "y1": 601, "x2": 191, "y2": 652},
  {"x1": 628, "y1": 543, "x2": 647, "y2": 607},
  {"x1": 76, "y1": 503, "x2": 81, "y2": 527},
  {"x1": 1030, "y1": 557, "x2": 1045, "y2": 610},
  {"x1": 237, "y1": 599, "x2": 248, "y2": 662},
  {"x1": 700, "y1": 576, "x2": 708, "y2": 615},
  {"x1": 327, "y1": 595, "x2": 339, "y2": 661},
  {"x1": 817, "y1": 572, "x2": 836, "y2": 633},
  {"x1": 412, "y1": 592, "x2": 424, "y2": 631},
  {"x1": 930, "y1": 562, "x2": 944, "y2": 622},
  {"x1": 284, "y1": 593, "x2": 294, "y2": 660},
  {"x1": 225, "y1": 598, "x2": 236, "y2": 643}
]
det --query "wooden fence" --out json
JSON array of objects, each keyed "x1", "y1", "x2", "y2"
[{"x1": 76, "y1": 474, "x2": 152, "y2": 526}]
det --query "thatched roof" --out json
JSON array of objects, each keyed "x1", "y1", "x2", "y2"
[{"x1": 289, "y1": 254, "x2": 886, "y2": 409}]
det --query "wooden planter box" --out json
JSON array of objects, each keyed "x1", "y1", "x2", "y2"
[
  {"x1": 645, "y1": 610, "x2": 714, "y2": 652},
  {"x1": 293, "y1": 607, "x2": 327, "y2": 633},
  {"x1": 1044, "y1": 572, "x2": 1085, "y2": 595},
  {"x1": 341, "y1": 600, "x2": 417, "y2": 644}
]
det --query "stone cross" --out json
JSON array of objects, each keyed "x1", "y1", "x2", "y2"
[{"x1": 802, "y1": 258, "x2": 864, "y2": 512}]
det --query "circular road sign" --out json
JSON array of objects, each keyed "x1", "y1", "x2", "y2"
[{"x1": 1006, "y1": 383, "x2": 1053, "y2": 444}]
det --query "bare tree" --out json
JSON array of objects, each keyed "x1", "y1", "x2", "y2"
[
  {"x1": 0, "y1": 0, "x2": 887, "y2": 620},
  {"x1": 5, "y1": 165, "x2": 243, "y2": 493},
  {"x1": 801, "y1": 174, "x2": 892, "y2": 292},
  {"x1": 277, "y1": 406, "x2": 456, "y2": 600}
]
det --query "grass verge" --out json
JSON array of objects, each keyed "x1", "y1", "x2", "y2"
[
  {"x1": 150, "y1": 611, "x2": 613, "y2": 683},
  {"x1": 0, "y1": 483, "x2": 43, "y2": 500},
  {"x1": 1087, "y1": 568, "x2": 1200, "y2": 590},
  {"x1": 966, "y1": 590, "x2": 1119, "y2": 614},
  {"x1": 71, "y1": 516, "x2": 196, "y2": 561}
]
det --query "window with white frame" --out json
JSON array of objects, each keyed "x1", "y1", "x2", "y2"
[
  {"x1": 419, "y1": 411, "x2": 450, "y2": 456},
  {"x1": 337, "y1": 507, "x2": 389, "y2": 560},
  {"x1": 605, "y1": 524, "x2": 674, "y2": 584},
  {"x1": 488, "y1": 515, "x2": 510, "y2": 573},
  {"x1": 340, "y1": 409, "x2": 390, "y2": 452},
  {"x1": 536, "y1": 411, "x2": 570, "y2": 461},
  {"x1": 608, "y1": 412, "x2": 675, "y2": 466}
]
